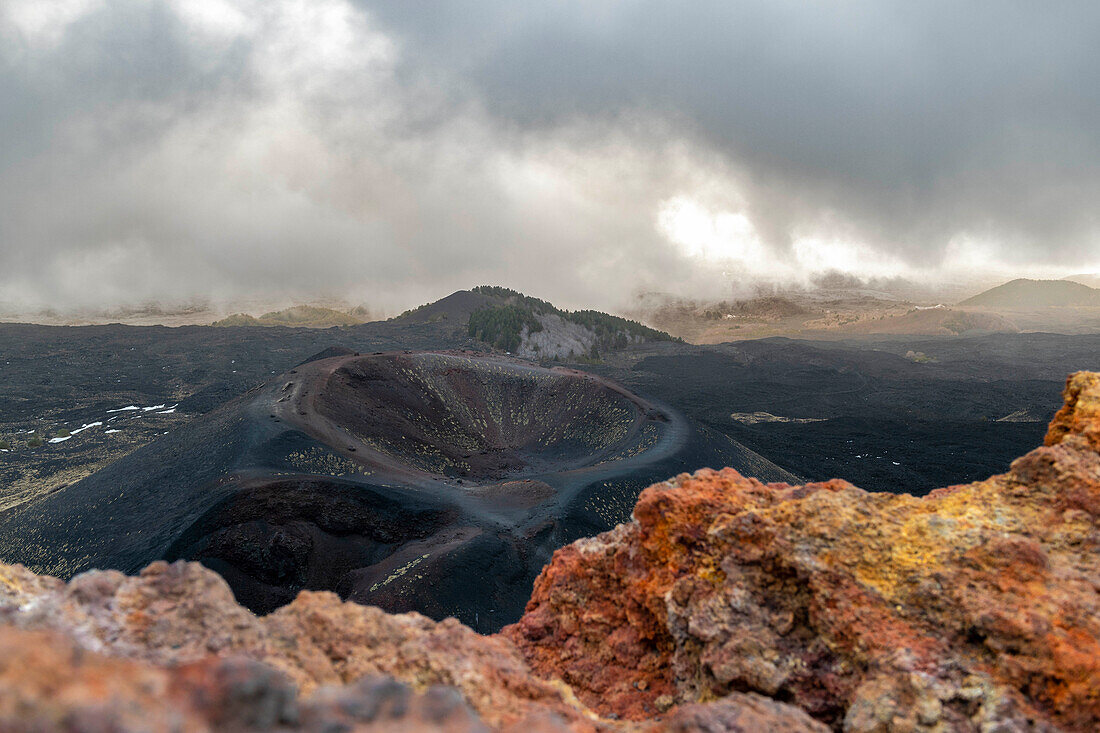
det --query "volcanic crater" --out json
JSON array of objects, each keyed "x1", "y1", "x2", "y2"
[
  {"x1": 0, "y1": 351, "x2": 798, "y2": 630},
  {"x1": 300, "y1": 352, "x2": 660, "y2": 482}
]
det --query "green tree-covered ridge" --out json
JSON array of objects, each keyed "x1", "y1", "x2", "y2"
[{"x1": 467, "y1": 286, "x2": 678, "y2": 354}]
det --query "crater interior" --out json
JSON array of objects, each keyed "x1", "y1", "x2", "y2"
[{"x1": 301, "y1": 352, "x2": 655, "y2": 482}]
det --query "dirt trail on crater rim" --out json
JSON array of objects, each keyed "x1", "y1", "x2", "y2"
[{"x1": 0, "y1": 372, "x2": 1097, "y2": 730}]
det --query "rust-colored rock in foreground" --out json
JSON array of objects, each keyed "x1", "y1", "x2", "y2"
[
  {"x1": 2, "y1": 371, "x2": 1100, "y2": 731},
  {"x1": 505, "y1": 371, "x2": 1100, "y2": 731}
]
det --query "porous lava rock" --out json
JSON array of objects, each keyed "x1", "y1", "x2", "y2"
[
  {"x1": 504, "y1": 371, "x2": 1100, "y2": 731},
  {"x1": 0, "y1": 625, "x2": 491, "y2": 732},
  {"x1": 2, "y1": 371, "x2": 1099, "y2": 731},
  {"x1": 0, "y1": 561, "x2": 598, "y2": 731},
  {"x1": 0, "y1": 560, "x2": 823, "y2": 731}
]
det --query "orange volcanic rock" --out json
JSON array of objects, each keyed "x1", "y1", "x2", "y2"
[
  {"x1": 1046, "y1": 370, "x2": 1100, "y2": 451},
  {"x1": 0, "y1": 559, "x2": 824, "y2": 731},
  {"x1": 0, "y1": 561, "x2": 599, "y2": 731},
  {"x1": 0, "y1": 623, "x2": 496, "y2": 731},
  {"x1": 504, "y1": 372, "x2": 1100, "y2": 730}
]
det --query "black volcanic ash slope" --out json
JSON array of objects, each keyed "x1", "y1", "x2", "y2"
[{"x1": 0, "y1": 351, "x2": 795, "y2": 631}]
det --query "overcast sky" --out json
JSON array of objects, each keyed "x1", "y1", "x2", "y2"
[{"x1": 1, "y1": 0, "x2": 1098, "y2": 313}]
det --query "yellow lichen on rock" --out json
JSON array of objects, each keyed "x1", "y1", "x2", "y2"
[{"x1": 1046, "y1": 370, "x2": 1100, "y2": 450}]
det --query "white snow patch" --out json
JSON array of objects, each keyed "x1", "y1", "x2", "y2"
[
  {"x1": 48, "y1": 436, "x2": 71, "y2": 443},
  {"x1": 70, "y1": 422, "x2": 103, "y2": 435},
  {"x1": 141, "y1": 404, "x2": 167, "y2": 411},
  {"x1": 107, "y1": 406, "x2": 140, "y2": 413},
  {"x1": 105, "y1": 429, "x2": 122, "y2": 434},
  {"x1": 155, "y1": 408, "x2": 176, "y2": 414}
]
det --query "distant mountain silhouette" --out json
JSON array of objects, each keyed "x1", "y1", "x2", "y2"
[{"x1": 960, "y1": 278, "x2": 1100, "y2": 308}]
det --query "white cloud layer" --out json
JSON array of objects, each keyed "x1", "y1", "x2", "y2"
[{"x1": 1, "y1": 0, "x2": 1098, "y2": 314}]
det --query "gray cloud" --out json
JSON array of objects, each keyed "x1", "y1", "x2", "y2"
[
  {"x1": 1, "y1": 0, "x2": 1098, "y2": 315},
  {"x1": 369, "y1": 0, "x2": 1100, "y2": 261}
]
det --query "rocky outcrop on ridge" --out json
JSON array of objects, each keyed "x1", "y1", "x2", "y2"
[{"x1": 1, "y1": 371, "x2": 1099, "y2": 730}]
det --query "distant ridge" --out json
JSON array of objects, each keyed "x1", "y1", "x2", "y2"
[
  {"x1": 960, "y1": 278, "x2": 1100, "y2": 308},
  {"x1": 827, "y1": 306, "x2": 1016, "y2": 336},
  {"x1": 213, "y1": 305, "x2": 370, "y2": 328},
  {"x1": 1065, "y1": 273, "x2": 1100, "y2": 289}
]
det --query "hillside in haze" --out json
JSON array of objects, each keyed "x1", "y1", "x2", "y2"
[
  {"x1": 960, "y1": 278, "x2": 1100, "y2": 308},
  {"x1": 1066, "y1": 273, "x2": 1100, "y2": 289},
  {"x1": 212, "y1": 305, "x2": 372, "y2": 328},
  {"x1": 628, "y1": 286, "x2": 1030, "y2": 343}
]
